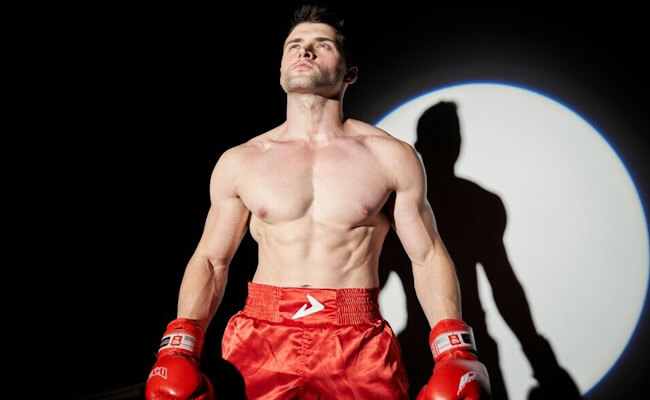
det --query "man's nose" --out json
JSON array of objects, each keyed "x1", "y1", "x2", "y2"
[{"x1": 300, "y1": 47, "x2": 314, "y2": 58}]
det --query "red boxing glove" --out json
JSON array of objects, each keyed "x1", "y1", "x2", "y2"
[
  {"x1": 146, "y1": 318, "x2": 215, "y2": 400},
  {"x1": 417, "y1": 319, "x2": 491, "y2": 400}
]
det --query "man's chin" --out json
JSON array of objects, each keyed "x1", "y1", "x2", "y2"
[
  {"x1": 288, "y1": 87, "x2": 322, "y2": 95},
  {"x1": 281, "y1": 76, "x2": 340, "y2": 96},
  {"x1": 284, "y1": 83, "x2": 324, "y2": 95},
  {"x1": 285, "y1": 78, "x2": 317, "y2": 90}
]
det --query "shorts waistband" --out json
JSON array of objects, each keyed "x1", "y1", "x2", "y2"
[{"x1": 242, "y1": 282, "x2": 382, "y2": 326}]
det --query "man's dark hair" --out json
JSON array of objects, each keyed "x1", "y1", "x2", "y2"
[{"x1": 287, "y1": 4, "x2": 353, "y2": 68}]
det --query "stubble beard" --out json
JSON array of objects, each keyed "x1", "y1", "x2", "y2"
[{"x1": 282, "y1": 63, "x2": 346, "y2": 94}]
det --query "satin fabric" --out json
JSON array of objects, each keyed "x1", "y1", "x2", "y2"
[{"x1": 221, "y1": 282, "x2": 409, "y2": 399}]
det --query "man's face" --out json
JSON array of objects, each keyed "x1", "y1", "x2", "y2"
[{"x1": 280, "y1": 22, "x2": 349, "y2": 96}]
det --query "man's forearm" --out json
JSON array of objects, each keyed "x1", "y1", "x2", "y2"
[
  {"x1": 412, "y1": 250, "x2": 461, "y2": 328},
  {"x1": 177, "y1": 254, "x2": 229, "y2": 331}
]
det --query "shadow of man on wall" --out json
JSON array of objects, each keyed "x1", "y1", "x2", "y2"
[{"x1": 379, "y1": 101, "x2": 581, "y2": 399}]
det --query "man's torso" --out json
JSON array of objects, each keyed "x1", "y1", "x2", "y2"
[{"x1": 230, "y1": 119, "x2": 406, "y2": 288}]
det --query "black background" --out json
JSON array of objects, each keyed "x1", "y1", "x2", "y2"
[{"x1": 10, "y1": 0, "x2": 648, "y2": 398}]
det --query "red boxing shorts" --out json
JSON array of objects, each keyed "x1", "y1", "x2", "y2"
[{"x1": 221, "y1": 282, "x2": 409, "y2": 399}]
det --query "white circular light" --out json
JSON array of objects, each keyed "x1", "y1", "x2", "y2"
[{"x1": 376, "y1": 83, "x2": 649, "y2": 398}]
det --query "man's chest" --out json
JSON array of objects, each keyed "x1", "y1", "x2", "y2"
[{"x1": 237, "y1": 142, "x2": 392, "y2": 225}]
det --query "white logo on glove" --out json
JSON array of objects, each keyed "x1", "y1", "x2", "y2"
[
  {"x1": 291, "y1": 294, "x2": 325, "y2": 319},
  {"x1": 457, "y1": 371, "x2": 477, "y2": 395},
  {"x1": 149, "y1": 366, "x2": 168, "y2": 380}
]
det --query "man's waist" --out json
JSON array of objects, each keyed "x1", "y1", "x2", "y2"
[
  {"x1": 252, "y1": 261, "x2": 380, "y2": 289},
  {"x1": 242, "y1": 281, "x2": 382, "y2": 326}
]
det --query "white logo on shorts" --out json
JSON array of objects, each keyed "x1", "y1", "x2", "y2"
[{"x1": 291, "y1": 294, "x2": 325, "y2": 320}]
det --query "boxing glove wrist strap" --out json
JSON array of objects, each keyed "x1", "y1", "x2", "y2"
[
  {"x1": 157, "y1": 318, "x2": 205, "y2": 359},
  {"x1": 429, "y1": 319, "x2": 477, "y2": 360}
]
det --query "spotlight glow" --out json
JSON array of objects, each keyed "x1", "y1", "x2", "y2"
[{"x1": 376, "y1": 83, "x2": 649, "y2": 398}]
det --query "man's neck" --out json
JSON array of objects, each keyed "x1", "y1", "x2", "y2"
[{"x1": 284, "y1": 92, "x2": 345, "y2": 142}]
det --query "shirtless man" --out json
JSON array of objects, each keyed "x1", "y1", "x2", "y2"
[{"x1": 145, "y1": 5, "x2": 490, "y2": 400}]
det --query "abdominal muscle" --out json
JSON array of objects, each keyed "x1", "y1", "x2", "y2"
[{"x1": 250, "y1": 212, "x2": 391, "y2": 289}]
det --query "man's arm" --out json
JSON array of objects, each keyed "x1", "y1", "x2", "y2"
[
  {"x1": 388, "y1": 141, "x2": 491, "y2": 399},
  {"x1": 146, "y1": 148, "x2": 249, "y2": 399},
  {"x1": 177, "y1": 148, "x2": 250, "y2": 331},
  {"x1": 389, "y1": 141, "x2": 460, "y2": 328}
]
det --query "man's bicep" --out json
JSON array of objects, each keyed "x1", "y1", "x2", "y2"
[
  {"x1": 390, "y1": 142, "x2": 439, "y2": 265},
  {"x1": 194, "y1": 150, "x2": 250, "y2": 267},
  {"x1": 393, "y1": 190, "x2": 439, "y2": 266},
  {"x1": 194, "y1": 200, "x2": 249, "y2": 266}
]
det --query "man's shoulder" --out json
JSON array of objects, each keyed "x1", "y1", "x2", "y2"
[
  {"x1": 346, "y1": 118, "x2": 414, "y2": 158},
  {"x1": 218, "y1": 125, "x2": 283, "y2": 162},
  {"x1": 345, "y1": 119, "x2": 420, "y2": 188},
  {"x1": 346, "y1": 118, "x2": 409, "y2": 147},
  {"x1": 210, "y1": 128, "x2": 281, "y2": 189}
]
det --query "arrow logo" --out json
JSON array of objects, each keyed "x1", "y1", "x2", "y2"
[{"x1": 291, "y1": 294, "x2": 325, "y2": 320}]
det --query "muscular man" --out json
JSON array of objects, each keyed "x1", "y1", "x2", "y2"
[{"x1": 146, "y1": 5, "x2": 490, "y2": 400}]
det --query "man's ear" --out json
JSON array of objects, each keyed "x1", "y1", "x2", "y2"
[{"x1": 343, "y1": 66, "x2": 359, "y2": 84}]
